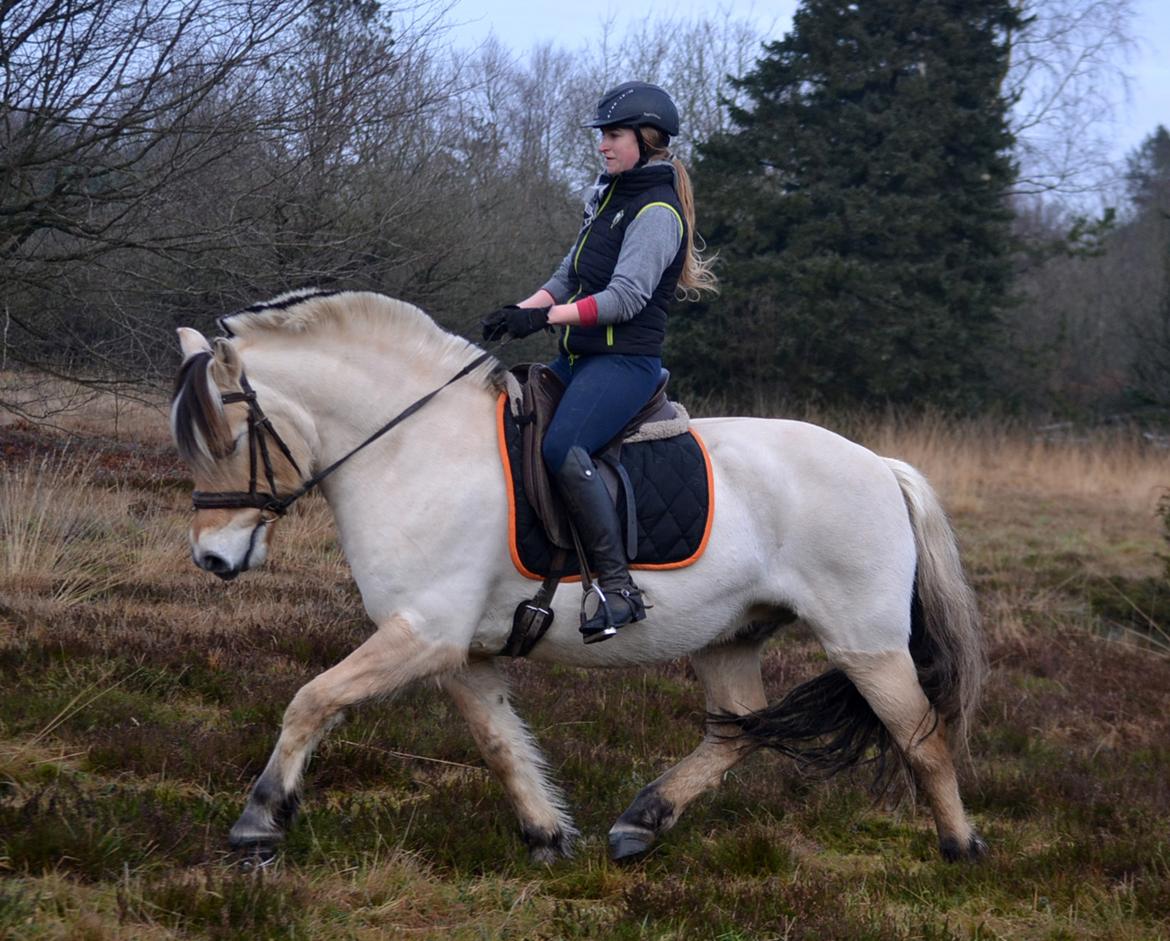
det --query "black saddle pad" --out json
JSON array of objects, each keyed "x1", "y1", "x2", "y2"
[{"x1": 496, "y1": 395, "x2": 713, "y2": 580}]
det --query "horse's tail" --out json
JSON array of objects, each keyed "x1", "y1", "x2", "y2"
[
  {"x1": 716, "y1": 458, "x2": 984, "y2": 783},
  {"x1": 885, "y1": 458, "x2": 986, "y2": 751}
]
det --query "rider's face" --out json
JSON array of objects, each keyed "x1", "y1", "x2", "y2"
[{"x1": 598, "y1": 126, "x2": 640, "y2": 174}]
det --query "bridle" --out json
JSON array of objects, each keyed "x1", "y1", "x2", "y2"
[
  {"x1": 191, "y1": 348, "x2": 495, "y2": 518},
  {"x1": 191, "y1": 372, "x2": 304, "y2": 518}
]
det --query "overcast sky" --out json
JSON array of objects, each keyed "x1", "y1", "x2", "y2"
[{"x1": 444, "y1": 0, "x2": 1169, "y2": 165}]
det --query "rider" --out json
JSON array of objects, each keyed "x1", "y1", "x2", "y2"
[{"x1": 483, "y1": 80, "x2": 717, "y2": 643}]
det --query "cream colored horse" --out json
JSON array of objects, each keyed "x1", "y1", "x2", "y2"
[{"x1": 171, "y1": 289, "x2": 988, "y2": 865}]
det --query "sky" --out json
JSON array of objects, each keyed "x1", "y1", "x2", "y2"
[{"x1": 442, "y1": 0, "x2": 1169, "y2": 167}]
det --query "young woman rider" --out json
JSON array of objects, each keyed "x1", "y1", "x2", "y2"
[{"x1": 482, "y1": 81, "x2": 717, "y2": 644}]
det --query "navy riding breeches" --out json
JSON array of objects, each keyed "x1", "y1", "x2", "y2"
[{"x1": 541, "y1": 352, "x2": 662, "y2": 473}]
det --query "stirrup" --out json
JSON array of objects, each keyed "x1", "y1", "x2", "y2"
[{"x1": 579, "y1": 584, "x2": 644, "y2": 645}]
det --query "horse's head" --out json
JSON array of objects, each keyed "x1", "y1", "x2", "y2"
[{"x1": 171, "y1": 328, "x2": 308, "y2": 580}]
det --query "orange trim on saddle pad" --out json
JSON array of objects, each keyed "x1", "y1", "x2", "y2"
[{"x1": 495, "y1": 392, "x2": 715, "y2": 582}]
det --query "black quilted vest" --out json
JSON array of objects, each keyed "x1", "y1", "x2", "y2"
[{"x1": 559, "y1": 163, "x2": 687, "y2": 359}]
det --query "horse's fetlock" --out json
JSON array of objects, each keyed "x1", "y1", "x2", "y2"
[
  {"x1": 621, "y1": 787, "x2": 676, "y2": 834},
  {"x1": 939, "y1": 831, "x2": 988, "y2": 863},
  {"x1": 521, "y1": 824, "x2": 574, "y2": 862}
]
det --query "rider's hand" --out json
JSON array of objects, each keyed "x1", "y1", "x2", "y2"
[
  {"x1": 504, "y1": 306, "x2": 551, "y2": 339},
  {"x1": 480, "y1": 306, "x2": 512, "y2": 341},
  {"x1": 481, "y1": 305, "x2": 551, "y2": 341}
]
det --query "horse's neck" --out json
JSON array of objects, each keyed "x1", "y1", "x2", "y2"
[{"x1": 244, "y1": 339, "x2": 498, "y2": 483}]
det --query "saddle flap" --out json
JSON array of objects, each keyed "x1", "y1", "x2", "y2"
[
  {"x1": 511, "y1": 363, "x2": 688, "y2": 553},
  {"x1": 517, "y1": 364, "x2": 574, "y2": 548}
]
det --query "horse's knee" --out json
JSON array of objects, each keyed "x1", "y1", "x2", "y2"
[{"x1": 283, "y1": 683, "x2": 334, "y2": 736}]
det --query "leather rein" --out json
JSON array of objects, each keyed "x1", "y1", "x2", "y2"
[{"x1": 191, "y1": 349, "x2": 495, "y2": 517}]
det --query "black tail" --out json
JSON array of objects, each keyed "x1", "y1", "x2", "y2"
[{"x1": 714, "y1": 590, "x2": 938, "y2": 792}]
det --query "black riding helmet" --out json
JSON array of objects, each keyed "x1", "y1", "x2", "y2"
[{"x1": 586, "y1": 81, "x2": 680, "y2": 138}]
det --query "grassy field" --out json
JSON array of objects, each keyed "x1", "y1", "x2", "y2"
[{"x1": 2, "y1": 389, "x2": 1169, "y2": 940}]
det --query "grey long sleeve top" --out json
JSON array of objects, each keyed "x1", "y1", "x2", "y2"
[{"x1": 541, "y1": 198, "x2": 684, "y2": 326}]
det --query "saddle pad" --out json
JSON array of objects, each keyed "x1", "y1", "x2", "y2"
[{"x1": 495, "y1": 394, "x2": 714, "y2": 581}]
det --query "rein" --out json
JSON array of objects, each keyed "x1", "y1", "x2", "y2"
[{"x1": 191, "y1": 347, "x2": 496, "y2": 517}]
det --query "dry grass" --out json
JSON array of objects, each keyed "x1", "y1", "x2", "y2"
[
  {"x1": 0, "y1": 370, "x2": 170, "y2": 443},
  {"x1": 855, "y1": 411, "x2": 1167, "y2": 517},
  {"x1": 2, "y1": 392, "x2": 1169, "y2": 940}
]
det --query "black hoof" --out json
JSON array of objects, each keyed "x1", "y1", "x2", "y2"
[
  {"x1": 940, "y1": 832, "x2": 989, "y2": 863},
  {"x1": 608, "y1": 826, "x2": 656, "y2": 861},
  {"x1": 232, "y1": 842, "x2": 280, "y2": 871}
]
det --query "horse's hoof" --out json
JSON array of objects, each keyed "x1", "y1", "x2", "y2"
[
  {"x1": 529, "y1": 844, "x2": 562, "y2": 866},
  {"x1": 232, "y1": 842, "x2": 280, "y2": 871},
  {"x1": 940, "y1": 832, "x2": 989, "y2": 863},
  {"x1": 608, "y1": 825, "x2": 656, "y2": 861}
]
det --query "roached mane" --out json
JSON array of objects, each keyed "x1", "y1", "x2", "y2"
[{"x1": 171, "y1": 289, "x2": 500, "y2": 466}]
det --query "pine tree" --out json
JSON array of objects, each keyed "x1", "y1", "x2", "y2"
[
  {"x1": 674, "y1": 0, "x2": 1020, "y2": 408},
  {"x1": 1124, "y1": 126, "x2": 1170, "y2": 406}
]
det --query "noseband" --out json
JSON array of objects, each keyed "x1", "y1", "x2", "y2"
[{"x1": 190, "y1": 350, "x2": 494, "y2": 518}]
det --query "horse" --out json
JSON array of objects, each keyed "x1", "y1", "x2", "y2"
[{"x1": 170, "y1": 288, "x2": 988, "y2": 865}]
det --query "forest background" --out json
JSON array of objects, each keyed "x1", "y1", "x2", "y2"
[{"x1": 2, "y1": 0, "x2": 1168, "y2": 419}]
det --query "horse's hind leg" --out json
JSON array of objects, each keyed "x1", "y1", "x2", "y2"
[
  {"x1": 832, "y1": 648, "x2": 986, "y2": 861},
  {"x1": 441, "y1": 660, "x2": 578, "y2": 863},
  {"x1": 609, "y1": 639, "x2": 767, "y2": 860},
  {"x1": 229, "y1": 615, "x2": 464, "y2": 861}
]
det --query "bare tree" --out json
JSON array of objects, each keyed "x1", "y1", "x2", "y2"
[
  {"x1": 1006, "y1": 0, "x2": 1137, "y2": 199},
  {"x1": 0, "y1": 0, "x2": 315, "y2": 274}
]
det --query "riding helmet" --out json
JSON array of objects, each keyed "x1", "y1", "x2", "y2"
[{"x1": 586, "y1": 81, "x2": 680, "y2": 138}]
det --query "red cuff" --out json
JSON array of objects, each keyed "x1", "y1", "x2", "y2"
[{"x1": 576, "y1": 295, "x2": 599, "y2": 327}]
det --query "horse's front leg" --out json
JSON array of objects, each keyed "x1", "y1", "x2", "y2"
[
  {"x1": 229, "y1": 614, "x2": 465, "y2": 861},
  {"x1": 441, "y1": 660, "x2": 578, "y2": 863}
]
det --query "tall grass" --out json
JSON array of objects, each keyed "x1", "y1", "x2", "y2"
[{"x1": 1, "y1": 453, "x2": 184, "y2": 607}]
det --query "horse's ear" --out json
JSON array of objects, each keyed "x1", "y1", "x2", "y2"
[
  {"x1": 210, "y1": 337, "x2": 243, "y2": 388},
  {"x1": 177, "y1": 327, "x2": 211, "y2": 361}
]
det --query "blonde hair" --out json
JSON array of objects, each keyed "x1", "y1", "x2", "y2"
[{"x1": 640, "y1": 127, "x2": 719, "y2": 299}]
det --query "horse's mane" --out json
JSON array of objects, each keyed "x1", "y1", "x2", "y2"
[
  {"x1": 220, "y1": 289, "x2": 496, "y2": 382},
  {"x1": 171, "y1": 289, "x2": 501, "y2": 466}
]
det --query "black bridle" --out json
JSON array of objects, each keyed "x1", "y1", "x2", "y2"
[{"x1": 191, "y1": 349, "x2": 495, "y2": 518}]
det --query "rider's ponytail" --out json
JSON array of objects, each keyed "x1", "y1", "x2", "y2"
[{"x1": 639, "y1": 128, "x2": 719, "y2": 301}]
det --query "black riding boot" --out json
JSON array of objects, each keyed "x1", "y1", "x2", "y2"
[{"x1": 555, "y1": 446, "x2": 646, "y2": 643}]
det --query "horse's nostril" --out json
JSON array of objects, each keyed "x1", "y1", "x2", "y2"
[{"x1": 201, "y1": 552, "x2": 237, "y2": 579}]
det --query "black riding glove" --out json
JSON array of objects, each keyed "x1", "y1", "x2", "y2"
[
  {"x1": 481, "y1": 306, "x2": 511, "y2": 341},
  {"x1": 506, "y1": 306, "x2": 551, "y2": 338},
  {"x1": 481, "y1": 305, "x2": 551, "y2": 341}
]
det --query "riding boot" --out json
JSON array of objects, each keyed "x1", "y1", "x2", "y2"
[{"x1": 554, "y1": 445, "x2": 646, "y2": 643}]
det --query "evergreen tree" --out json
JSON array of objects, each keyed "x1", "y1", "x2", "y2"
[
  {"x1": 674, "y1": 0, "x2": 1020, "y2": 408},
  {"x1": 1125, "y1": 125, "x2": 1170, "y2": 218},
  {"x1": 1123, "y1": 126, "x2": 1170, "y2": 406}
]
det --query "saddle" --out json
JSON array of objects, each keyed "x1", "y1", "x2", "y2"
[
  {"x1": 496, "y1": 365, "x2": 713, "y2": 657},
  {"x1": 512, "y1": 362, "x2": 680, "y2": 554}
]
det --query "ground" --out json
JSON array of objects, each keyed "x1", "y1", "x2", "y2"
[{"x1": 1, "y1": 397, "x2": 1168, "y2": 940}]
